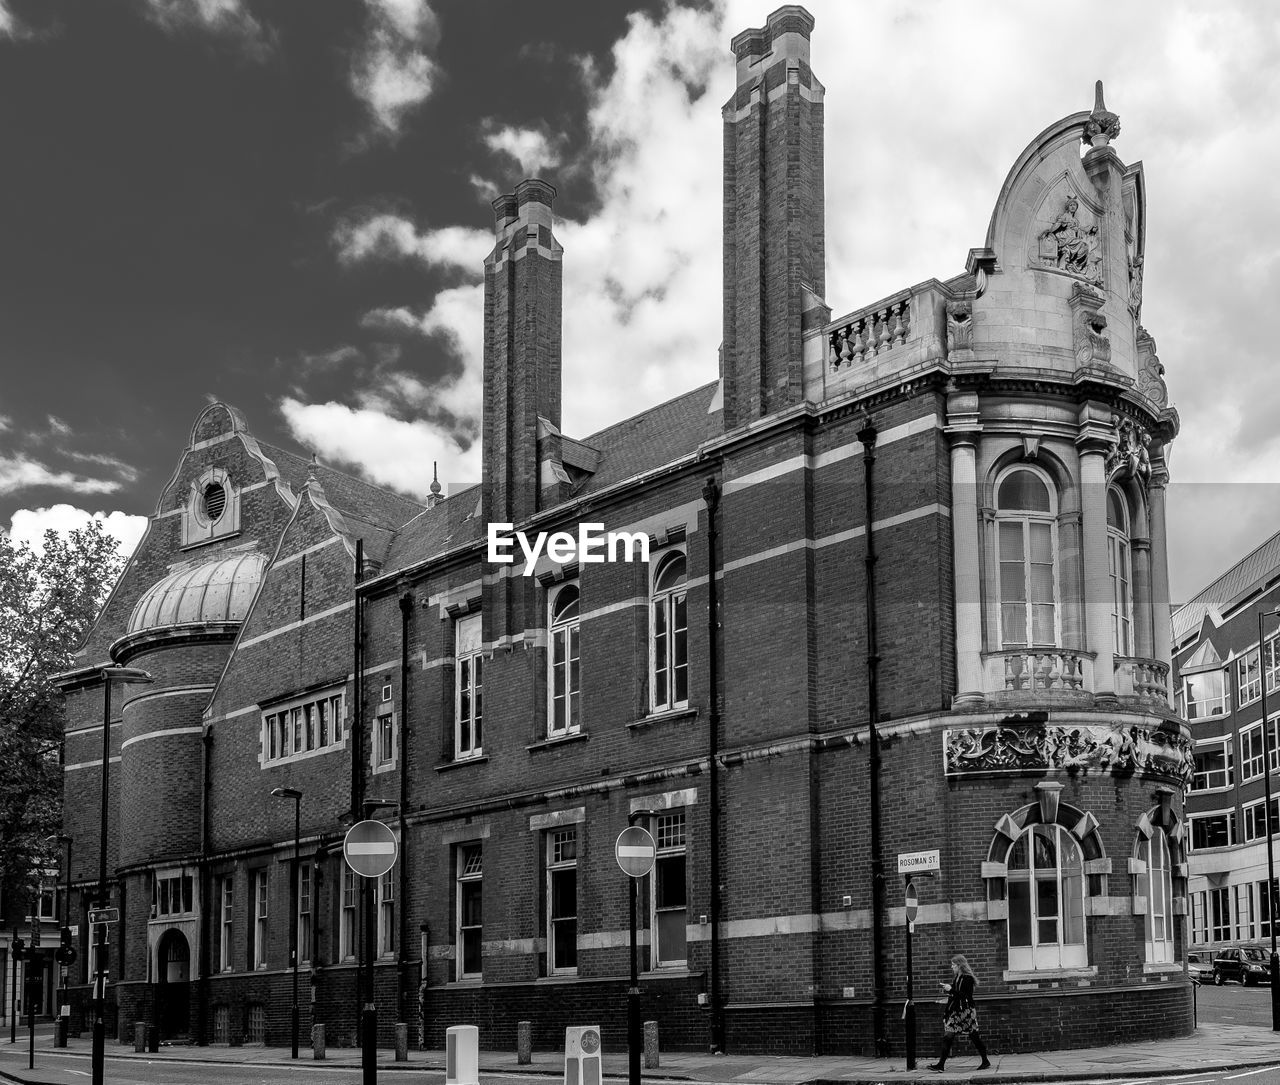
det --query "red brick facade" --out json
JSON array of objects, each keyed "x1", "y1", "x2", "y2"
[{"x1": 55, "y1": 3, "x2": 1190, "y2": 1059}]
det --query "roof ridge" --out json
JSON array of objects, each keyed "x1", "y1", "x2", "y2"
[
  {"x1": 582, "y1": 379, "x2": 720, "y2": 444},
  {"x1": 258, "y1": 439, "x2": 428, "y2": 510}
]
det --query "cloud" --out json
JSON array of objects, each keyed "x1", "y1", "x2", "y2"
[
  {"x1": 350, "y1": 0, "x2": 440, "y2": 140},
  {"x1": 480, "y1": 122, "x2": 563, "y2": 179},
  {"x1": 0, "y1": 456, "x2": 122, "y2": 496},
  {"x1": 334, "y1": 214, "x2": 488, "y2": 271},
  {"x1": 6, "y1": 505, "x2": 149, "y2": 562},
  {"x1": 277, "y1": 397, "x2": 478, "y2": 498},
  {"x1": 47, "y1": 415, "x2": 71, "y2": 438},
  {"x1": 141, "y1": 0, "x2": 270, "y2": 56}
]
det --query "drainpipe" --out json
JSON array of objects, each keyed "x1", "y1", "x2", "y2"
[
  {"x1": 858, "y1": 421, "x2": 887, "y2": 1058},
  {"x1": 397, "y1": 590, "x2": 412, "y2": 1030},
  {"x1": 196, "y1": 728, "x2": 212, "y2": 1045},
  {"x1": 702, "y1": 476, "x2": 724, "y2": 1053}
]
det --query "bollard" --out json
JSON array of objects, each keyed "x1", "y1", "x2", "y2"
[
  {"x1": 564, "y1": 1026, "x2": 602, "y2": 1085},
  {"x1": 133, "y1": 1022, "x2": 148, "y2": 1053},
  {"x1": 311, "y1": 1022, "x2": 326, "y2": 1060},
  {"x1": 643, "y1": 1020, "x2": 659, "y2": 1069},
  {"x1": 54, "y1": 1016, "x2": 67, "y2": 1048},
  {"x1": 517, "y1": 1020, "x2": 532, "y2": 1065},
  {"x1": 395, "y1": 1022, "x2": 409, "y2": 1062},
  {"x1": 446, "y1": 1024, "x2": 479, "y2": 1085}
]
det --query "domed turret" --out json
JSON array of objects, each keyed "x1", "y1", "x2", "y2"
[{"x1": 129, "y1": 552, "x2": 266, "y2": 633}]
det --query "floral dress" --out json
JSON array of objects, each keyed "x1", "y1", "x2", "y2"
[{"x1": 943, "y1": 973, "x2": 979, "y2": 1036}]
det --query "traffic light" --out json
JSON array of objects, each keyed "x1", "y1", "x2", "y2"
[
  {"x1": 56, "y1": 926, "x2": 77, "y2": 966},
  {"x1": 12, "y1": 937, "x2": 25, "y2": 962}
]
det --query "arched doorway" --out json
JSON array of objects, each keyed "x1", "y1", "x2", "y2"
[{"x1": 155, "y1": 929, "x2": 191, "y2": 1040}]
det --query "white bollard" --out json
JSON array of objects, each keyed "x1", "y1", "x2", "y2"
[
  {"x1": 563, "y1": 1026, "x2": 602, "y2": 1085},
  {"x1": 446, "y1": 1024, "x2": 480, "y2": 1085}
]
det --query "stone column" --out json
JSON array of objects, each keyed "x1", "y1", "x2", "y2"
[
  {"x1": 1077, "y1": 428, "x2": 1116, "y2": 699},
  {"x1": 1147, "y1": 460, "x2": 1174, "y2": 697},
  {"x1": 1131, "y1": 537, "x2": 1153, "y2": 660},
  {"x1": 946, "y1": 403, "x2": 984, "y2": 704}
]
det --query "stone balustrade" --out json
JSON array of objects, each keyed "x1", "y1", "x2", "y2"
[
  {"x1": 828, "y1": 289, "x2": 913, "y2": 370},
  {"x1": 984, "y1": 649, "x2": 1094, "y2": 697},
  {"x1": 1113, "y1": 655, "x2": 1171, "y2": 707}
]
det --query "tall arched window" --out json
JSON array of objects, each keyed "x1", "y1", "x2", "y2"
[
  {"x1": 1136, "y1": 830, "x2": 1174, "y2": 963},
  {"x1": 1107, "y1": 487, "x2": 1134, "y2": 657},
  {"x1": 650, "y1": 551, "x2": 688, "y2": 712},
  {"x1": 548, "y1": 584, "x2": 580, "y2": 737},
  {"x1": 1007, "y1": 824, "x2": 1087, "y2": 970},
  {"x1": 996, "y1": 466, "x2": 1059, "y2": 649}
]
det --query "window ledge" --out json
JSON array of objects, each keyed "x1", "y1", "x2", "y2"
[
  {"x1": 436, "y1": 754, "x2": 489, "y2": 773},
  {"x1": 527, "y1": 731, "x2": 589, "y2": 753},
  {"x1": 180, "y1": 530, "x2": 243, "y2": 553},
  {"x1": 630, "y1": 707, "x2": 697, "y2": 731},
  {"x1": 1142, "y1": 961, "x2": 1181, "y2": 974},
  {"x1": 1001, "y1": 965, "x2": 1097, "y2": 983},
  {"x1": 536, "y1": 972, "x2": 581, "y2": 983}
]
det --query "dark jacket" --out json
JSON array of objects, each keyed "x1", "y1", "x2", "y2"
[{"x1": 944, "y1": 973, "x2": 976, "y2": 1016}]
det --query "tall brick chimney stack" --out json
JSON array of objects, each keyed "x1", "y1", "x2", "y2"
[
  {"x1": 721, "y1": 5, "x2": 825, "y2": 429},
  {"x1": 482, "y1": 178, "x2": 564, "y2": 530}
]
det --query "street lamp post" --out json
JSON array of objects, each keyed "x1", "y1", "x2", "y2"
[
  {"x1": 57, "y1": 834, "x2": 72, "y2": 1041},
  {"x1": 1259, "y1": 608, "x2": 1280, "y2": 1032},
  {"x1": 271, "y1": 787, "x2": 303, "y2": 1059},
  {"x1": 92, "y1": 665, "x2": 151, "y2": 1085}
]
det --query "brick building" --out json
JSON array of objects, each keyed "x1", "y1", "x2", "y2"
[
  {"x1": 1175, "y1": 529, "x2": 1280, "y2": 959},
  {"x1": 55, "y1": 5, "x2": 1192, "y2": 1056}
]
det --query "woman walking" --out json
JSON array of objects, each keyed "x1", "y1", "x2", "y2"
[{"x1": 929, "y1": 954, "x2": 992, "y2": 1072}]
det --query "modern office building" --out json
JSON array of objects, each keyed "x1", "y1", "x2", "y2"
[
  {"x1": 1176, "y1": 530, "x2": 1280, "y2": 955},
  {"x1": 54, "y1": 5, "x2": 1190, "y2": 1056}
]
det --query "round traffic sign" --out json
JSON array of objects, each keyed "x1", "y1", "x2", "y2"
[
  {"x1": 344, "y1": 819, "x2": 398, "y2": 878},
  {"x1": 904, "y1": 882, "x2": 919, "y2": 924},
  {"x1": 615, "y1": 825, "x2": 656, "y2": 878}
]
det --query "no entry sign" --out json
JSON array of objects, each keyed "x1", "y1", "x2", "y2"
[
  {"x1": 615, "y1": 825, "x2": 656, "y2": 878},
  {"x1": 344, "y1": 819, "x2": 398, "y2": 878}
]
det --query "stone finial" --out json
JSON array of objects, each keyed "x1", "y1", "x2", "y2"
[
  {"x1": 427, "y1": 461, "x2": 443, "y2": 509},
  {"x1": 1083, "y1": 79, "x2": 1121, "y2": 148}
]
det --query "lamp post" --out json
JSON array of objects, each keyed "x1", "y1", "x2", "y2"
[
  {"x1": 92, "y1": 665, "x2": 151, "y2": 1085},
  {"x1": 57, "y1": 834, "x2": 72, "y2": 1036},
  {"x1": 1259, "y1": 607, "x2": 1280, "y2": 1032},
  {"x1": 271, "y1": 787, "x2": 303, "y2": 1059}
]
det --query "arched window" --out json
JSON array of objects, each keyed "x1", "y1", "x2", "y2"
[
  {"x1": 1136, "y1": 830, "x2": 1174, "y2": 963},
  {"x1": 650, "y1": 551, "x2": 688, "y2": 711},
  {"x1": 1107, "y1": 488, "x2": 1133, "y2": 657},
  {"x1": 548, "y1": 584, "x2": 580, "y2": 737},
  {"x1": 995, "y1": 466, "x2": 1059, "y2": 649},
  {"x1": 1006, "y1": 824, "x2": 1087, "y2": 970}
]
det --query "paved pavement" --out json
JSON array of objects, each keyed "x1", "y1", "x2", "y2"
[{"x1": 1, "y1": 1023, "x2": 1278, "y2": 1084}]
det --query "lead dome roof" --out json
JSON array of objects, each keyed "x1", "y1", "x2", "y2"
[{"x1": 128, "y1": 552, "x2": 267, "y2": 633}]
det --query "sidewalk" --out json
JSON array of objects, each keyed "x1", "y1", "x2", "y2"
[{"x1": 1, "y1": 1024, "x2": 1278, "y2": 1085}]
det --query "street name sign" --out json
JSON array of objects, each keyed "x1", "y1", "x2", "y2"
[
  {"x1": 897, "y1": 849, "x2": 940, "y2": 875},
  {"x1": 615, "y1": 826, "x2": 656, "y2": 878},
  {"x1": 344, "y1": 819, "x2": 398, "y2": 878},
  {"x1": 87, "y1": 907, "x2": 120, "y2": 925}
]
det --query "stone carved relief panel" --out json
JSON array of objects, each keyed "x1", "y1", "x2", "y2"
[
  {"x1": 943, "y1": 722, "x2": 1192, "y2": 789},
  {"x1": 1038, "y1": 192, "x2": 1104, "y2": 286}
]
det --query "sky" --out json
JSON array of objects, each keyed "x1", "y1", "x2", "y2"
[{"x1": 1, "y1": 0, "x2": 1278, "y2": 605}]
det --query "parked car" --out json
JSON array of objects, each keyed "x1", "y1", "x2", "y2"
[
  {"x1": 1186, "y1": 952, "x2": 1213, "y2": 983},
  {"x1": 1213, "y1": 946, "x2": 1271, "y2": 985}
]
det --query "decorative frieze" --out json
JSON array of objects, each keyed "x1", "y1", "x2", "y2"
[{"x1": 943, "y1": 721, "x2": 1193, "y2": 787}]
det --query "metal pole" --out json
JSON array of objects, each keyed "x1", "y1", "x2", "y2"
[
  {"x1": 1260, "y1": 609, "x2": 1280, "y2": 1032},
  {"x1": 362, "y1": 871, "x2": 376, "y2": 1085},
  {"x1": 291, "y1": 796, "x2": 300, "y2": 1059},
  {"x1": 9, "y1": 934, "x2": 16, "y2": 1044},
  {"x1": 702, "y1": 477, "x2": 724, "y2": 1054},
  {"x1": 629, "y1": 874, "x2": 640, "y2": 1085},
  {"x1": 905, "y1": 876, "x2": 915, "y2": 1070}
]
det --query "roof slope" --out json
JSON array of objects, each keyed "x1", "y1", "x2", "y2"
[{"x1": 1172, "y1": 526, "x2": 1280, "y2": 645}]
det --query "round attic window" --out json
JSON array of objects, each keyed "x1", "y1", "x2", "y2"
[{"x1": 201, "y1": 481, "x2": 227, "y2": 523}]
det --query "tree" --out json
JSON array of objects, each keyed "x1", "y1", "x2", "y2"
[{"x1": 0, "y1": 520, "x2": 122, "y2": 914}]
